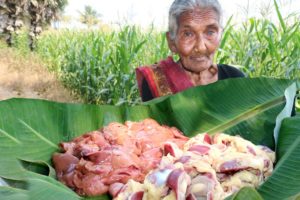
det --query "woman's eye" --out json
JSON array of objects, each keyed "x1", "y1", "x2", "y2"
[
  {"x1": 207, "y1": 30, "x2": 216, "y2": 36},
  {"x1": 183, "y1": 31, "x2": 193, "y2": 37}
]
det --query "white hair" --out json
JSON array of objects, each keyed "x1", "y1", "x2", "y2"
[{"x1": 168, "y1": 0, "x2": 223, "y2": 40}]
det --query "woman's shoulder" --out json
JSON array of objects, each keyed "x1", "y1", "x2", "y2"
[
  {"x1": 137, "y1": 57, "x2": 174, "y2": 69},
  {"x1": 217, "y1": 64, "x2": 245, "y2": 80},
  {"x1": 136, "y1": 57, "x2": 176, "y2": 101}
]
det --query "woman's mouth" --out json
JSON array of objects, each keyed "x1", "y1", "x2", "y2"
[{"x1": 190, "y1": 56, "x2": 207, "y2": 62}]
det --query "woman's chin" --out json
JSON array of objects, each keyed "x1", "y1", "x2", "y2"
[
  {"x1": 190, "y1": 60, "x2": 212, "y2": 70},
  {"x1": 190, "y1": 65, "x2": 212, "y2": 73}
]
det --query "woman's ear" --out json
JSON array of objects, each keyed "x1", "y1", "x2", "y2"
[
  {"x1": 166, "y1": 32, "x2": 177, "y2": 53},
  {"x1": 215, "y1": 27, "x2": 223, "y2": 48},
  {"x1": 218, "y1": 27, "x2": 224, "y2": 42}
]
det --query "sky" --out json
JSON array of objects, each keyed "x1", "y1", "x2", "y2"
[{"x1": 62, "y1": 0, "x2": 300, "y2": 29}]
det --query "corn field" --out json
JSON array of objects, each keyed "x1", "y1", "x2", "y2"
[
  {"x1": 10, "y1": 7, "x2": 300, "y2": 106},
  {"x1": 36, "y1": 26, "x2": 170, "y2": 105}
]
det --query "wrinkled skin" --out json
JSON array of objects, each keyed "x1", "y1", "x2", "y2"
[{"x1": 167, "y1": 8, "x2": 223, "y2": 86}]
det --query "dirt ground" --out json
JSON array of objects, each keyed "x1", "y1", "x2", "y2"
[{"x1": 0, "y1": 47, "x2": 80, "y2": 103}]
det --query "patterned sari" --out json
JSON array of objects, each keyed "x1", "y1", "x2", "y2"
[{"x1": 136, "y1": 56, "x2": 194, "y2": 98}]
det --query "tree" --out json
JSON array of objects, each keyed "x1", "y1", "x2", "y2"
[
  {"x1": 0, "y1": 0, "x2": 68, "y2": 49},
  {"x1": 79, "y1": 5, "x2": 101, "y2": 28},
  {"x1": 0, "y1": 0, "x2": 28, "y2": 46},
  {"x1": 28, "y1": 0, "x2": 68, "y2": 50}
]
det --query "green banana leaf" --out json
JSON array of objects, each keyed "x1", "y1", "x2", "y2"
[
  {"x1": 226, "y1": 187, "x2": 263, "y2": 200},
  {"x1": 0, "y1": 77, "x2": 299, "y2": 200},
  {"x1": 259, "y1": 116, "x2": 300, "y2": 200}
]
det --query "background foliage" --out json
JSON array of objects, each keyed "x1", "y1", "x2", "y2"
[
  {"x1": 35, "y1": 26, "x2": 169, "y2": 105},
  {"x1": 0, "y1": 0, "x2": 67, "y2": 49}
]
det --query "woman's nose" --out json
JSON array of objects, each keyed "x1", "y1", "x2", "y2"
[{"x1": 194, "y1": 35, "x2": 207, "y2": 53}]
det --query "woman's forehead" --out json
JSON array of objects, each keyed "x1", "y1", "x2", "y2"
[{"x1": 178, "y1": 8, "x2": 220, "y2": 27}]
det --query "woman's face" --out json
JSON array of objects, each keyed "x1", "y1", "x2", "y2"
[{"x1": 167, "y1": 8, "x2": 222, "y2": 73}]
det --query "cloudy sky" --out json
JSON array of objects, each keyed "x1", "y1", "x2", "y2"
[{"x1": 63, "y1": 0, "x2": 300, "y2": 28}]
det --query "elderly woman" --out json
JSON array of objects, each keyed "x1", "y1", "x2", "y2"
[{"x1": 136, "y1": 0, "x2": 244, "y2": 101}]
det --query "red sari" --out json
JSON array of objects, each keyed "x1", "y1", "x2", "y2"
[{"x1": 136, "y1": 56, "x2": 194, "y2": 98}]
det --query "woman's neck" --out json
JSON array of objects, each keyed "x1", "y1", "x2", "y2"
[{"x1": 179, "y1": 61, "x2": 218, "y2": 86}]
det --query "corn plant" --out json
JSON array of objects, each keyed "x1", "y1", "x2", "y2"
[
  {"x1": 36, "y1": 26, "x2": 170, "y2": 105},
  {"x1": 216, "y1": 0, "x2": 300, "y2": 78}
]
